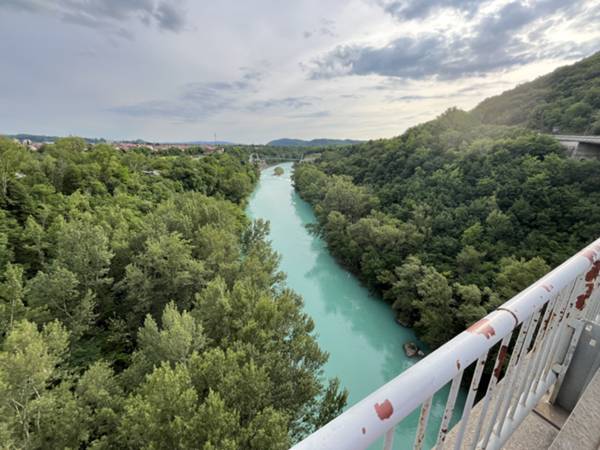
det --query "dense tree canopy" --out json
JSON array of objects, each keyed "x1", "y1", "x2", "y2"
[
  {"x1": 0, "y1": 136, "x2": 346, "y2": 449},
  {"x1": 294, "y1": 108, "x2": 600, "y2": 348},
  {"x1": 473, "y1": 51, "x2": 600, "y2": 134}
]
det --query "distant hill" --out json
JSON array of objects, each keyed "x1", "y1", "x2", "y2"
[
  {"x1": 6, "y1": 133, "x2": 61, "y2": 142},
  {"x1": 472, "y1": 51, "x2": 600, "y2": 134},
  {"x1": 267, "y1": 138, "x2": 363, "y2": 147}
]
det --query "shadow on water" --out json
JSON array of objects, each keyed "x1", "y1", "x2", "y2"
[{"x1": 247, "y1": 163, "x2": 465, "y2": 449}]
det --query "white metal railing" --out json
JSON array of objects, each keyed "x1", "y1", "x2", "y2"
[{"x1": 293, "y1": 238, "x2": 600, "y2": 450}]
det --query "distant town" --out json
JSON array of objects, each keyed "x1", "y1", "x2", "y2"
[{"x1": 10, "y1": 137, "x2": 225, "y2": 155}]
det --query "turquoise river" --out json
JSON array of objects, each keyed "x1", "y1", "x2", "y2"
[{"x1": 247, "y1": 163, "x2": 465, "y2": 449}]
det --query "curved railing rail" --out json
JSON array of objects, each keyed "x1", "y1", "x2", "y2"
[{"x1": 292, "y1": 238, "x2": 600, "y2": 450}]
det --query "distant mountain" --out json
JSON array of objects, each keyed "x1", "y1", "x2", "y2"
[
  {"x1": 472, "y1": 51, "x2": 600, "y2": 135},
  {"x1": 267, "y1": 138, "x2": 363, "y2": 147}
]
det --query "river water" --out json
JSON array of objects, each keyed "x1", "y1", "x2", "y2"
[{"x1": 246, "y1": 162, "x2": 464, "y2": 449}]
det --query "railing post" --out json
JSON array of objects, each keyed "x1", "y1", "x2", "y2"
[
  {"x1": 469, "y1": 333, "x2": 513, "y2": 450},
  {"x1": 413, "y1": 397, "x2": 433, "y2": 450},
  {"x1": 549, "y1": 318, "x2": 585, "y2": 403},
  {"x1": 453, "y1": 352, "x2": 488, "y2": 450},
  {"x1": 383, "y1": 427, "x2": 395, "y2": 450},
  {"x1": 435, "y1": 371, "x2": 464, "y2": 449}
]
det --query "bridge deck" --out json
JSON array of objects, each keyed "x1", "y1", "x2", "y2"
[{"x1": 552, "y1": 135, "x2": 600, "y2": 145}]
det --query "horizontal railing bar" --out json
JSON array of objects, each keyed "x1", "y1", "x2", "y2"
[{"x1": 292, "y1": 238, "x2": 600, "y2": 450}]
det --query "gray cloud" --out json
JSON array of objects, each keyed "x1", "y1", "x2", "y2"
[
  {"x1": 112, "y1": 72, "x2": 259, "y2": 122},
  {"x1": 310, "y1": 35, "x2": 463, "y2": 79},
  {"x1": 2, "y1": 0, "x2": 187, "y2": 34},
  {"x1": 112, "y1": 93, "x2": 231, "y2": 123},
  {"x1": 319, "y1": 19, "x2": 337, "y2": 37},
  {"x1": 239, "y1": 68, "x2": 264, "y2": 85},
  {"x1": 287, "y1": 110, "x2": 331, "y2": 119},
  {"x1": 113, "y1": 72, "x2": 317, "y2": 122},
  {"x1": 387, "y1": 94, "x2": 436, "y2": 101},
  {"x1": 372, "y1": 78, "x2": 512, "y2": 102},
  {"x1": 320, "y1": 27, "x2": 337, "y2": 37},
  {"x1": 247, "y1": 97, "x2": 318, "y2": 112},
  {"x1": 378, "y1": 0, "x2": 482, "y2": 20},
  {"x1": 385, "y1": 82, "x2": 512, "y2": 102},
  {"x1": 469, "y1": 0, "x2": 579, "y2": 55},
  {"x1": 303, "y1": 18, "x2": 337, "y2": 39},
  {"x1": 153, "y1": 2, "x2": 185, "y2": 31},
  {"x1": 311, "y1": 0, "x2": 595, "y2": 80},
  {"x1": 454, "y1": 81, "x2": 512, "y2": 94}
]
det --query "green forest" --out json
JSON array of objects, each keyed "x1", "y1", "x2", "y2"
[
  {"x1": 293, "y1": 108, "x2": 600, "y2": 348},
  {"x1": 473, "y1": 51, "x2": 600, "y2": 134},
  {"x1": 0, "y1": 137, "x2": 346, "y2": 449}
]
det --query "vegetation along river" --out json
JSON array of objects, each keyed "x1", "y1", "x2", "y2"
[{"x1": 247, "y1": 162, "x2": 465, "y2": 449}]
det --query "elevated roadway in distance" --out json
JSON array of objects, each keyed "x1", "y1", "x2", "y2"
[
  {"x1": 551, "y1": 134, "x2": 600, "y2": 160},
  {"x1": 248, "y1": 153, "x2": 305, "y2": 166}
]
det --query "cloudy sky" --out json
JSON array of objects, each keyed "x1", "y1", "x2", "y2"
[{"x1": 1, "y1": 0, "x2": 600, "y2": 143}]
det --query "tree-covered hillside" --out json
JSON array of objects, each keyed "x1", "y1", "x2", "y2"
[
  {"x1": 0, "y1": 137, "x2": 345, "y2": 449},
  {"x1": 472, "y1": 51, "x2": 600, "y2": 134},
  {"x1": 293, "y1": 108, "x2": 600, "y2": 348}
]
